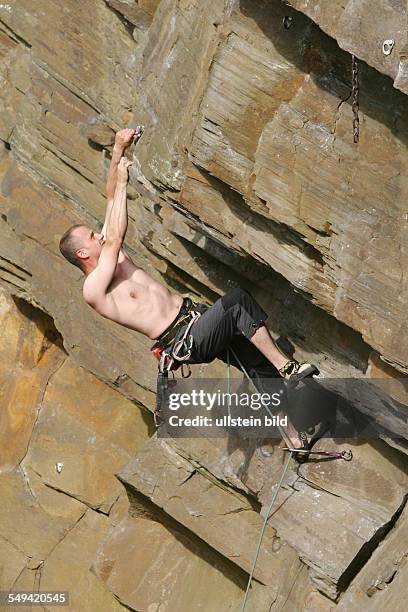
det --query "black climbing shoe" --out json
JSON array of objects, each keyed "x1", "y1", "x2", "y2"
[{"x1": 279, "y1": 360, "x2": 319, "y2": 389}]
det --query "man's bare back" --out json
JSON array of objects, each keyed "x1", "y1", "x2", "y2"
[{"x1": 83, "y1": 247, "x2": 183, "y2": 339}]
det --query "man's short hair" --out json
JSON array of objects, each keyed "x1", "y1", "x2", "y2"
[{"x1": 59, "y1": 224, "x2": 86, "y2": 271}]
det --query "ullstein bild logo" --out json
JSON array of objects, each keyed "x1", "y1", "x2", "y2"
[{"x1": 166, "y1": 412, "x2": 287, "y2": 428}]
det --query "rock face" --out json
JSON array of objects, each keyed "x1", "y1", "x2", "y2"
[
  {"x1": 1, "y1": 1, "x2": 408, "y2": 611},
  {"x1": 286, "y1": 0, "x2": 408, "y2": 96},
  {"x1": 0, "y1": 289, "x2": 149, "y2": 611}
]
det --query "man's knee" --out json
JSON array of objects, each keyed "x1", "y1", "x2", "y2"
[
  {"x1": 221, "y1": 286, "x2": 268, "y2": 336},
  {"x1": 221, "y1": 287, "x2": 252, "y2": 311}
]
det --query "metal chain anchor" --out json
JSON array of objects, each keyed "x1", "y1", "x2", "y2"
[{"x1": 351, "y1": 54, "x2": 359, "y2": 143}]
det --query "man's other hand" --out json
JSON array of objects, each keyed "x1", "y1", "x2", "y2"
[{"x1": 117, "y1": 157, "x2": 133, "y2": 183}]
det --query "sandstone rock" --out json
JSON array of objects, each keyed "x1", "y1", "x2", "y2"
[
  {"x1": 106, "y1": 0, "x2": 161, "y2": 29},
  {"x1": 263, "y1": 439, "x2": 408, "y2": 598},
  {"x1": 107, "y1": 491, "x2": 131, "y2": 527},
  {"x1": 93, "y1": 514, "x2": 245, "y2": 611},
  {"x1": 134, "y1": 0, "x2": 237, "y2": 190},
  {"x1": 86, "y1": 122, "x2": 116, "y2": 148},
  {"x1": 0, "y1": 290, "x2": 66, "y2": 471},
  {"x1": 0, "y1": 469, "x2": 81, "y2": 560},
  {"x1": 166, "y1": 433, "x2": 408, "y2": 600},
  {"x1": 167, "y1": 431, "x2": 277, "y2": 497},
  {"x1": 0, "y1": 536, "x2": 28, "y2": 591},
  {"x1": 117, "y1": 435, "x2": 302, "y2": 586},
  {"x1": 337, "y1": 502, "x2": 408, "y2": 611},
  {"x1": 21, "y1": 357, "x2": 150, "y2": 513},
  {"x1": 0, "y1": 286, "x2": 147, "y2": 611},
  {"x1": 0, "y1": 0, "x2": 138, "y2": 121},
  {"x1": 366, "y1": 351, "x2": 408, "y2": 417},
  {"x1": 38, "y1": 508, "x2": 126, "y2": 612},
  {"x1": 21, "y1": 465, "x2": 87, "y2": 524},
  {"x1": 0, "y1": 30, "x2": 30, "y2": 141},
  {"x1": 274, "y1": 565, "x2": 336, "y2": 612},
  {"x1": 0, "y1": 0, "x2": 408, "y2": 608},
  {"x1": 286, "y1": 0, "x2": 408, "y2": 95},
  {"x1": 186, "y1": 1, "x2": 408, "y2": 371}
]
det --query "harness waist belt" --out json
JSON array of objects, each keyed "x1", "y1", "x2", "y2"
[{"x1": 151, "y1": 297, "x2": 198, "y2": 351}]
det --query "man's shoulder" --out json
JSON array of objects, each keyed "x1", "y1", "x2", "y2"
[
  {"x1": 82, "y1": 270, "x2": 96, "y2": 291},
  {"x1": 83, "y1": 270, "x2": 105, "y2": 305}
]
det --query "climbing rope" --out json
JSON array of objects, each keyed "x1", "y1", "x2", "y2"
[
  {"x1": 240, "y1": 451, "x2": 293, "y2": 612},
  {"x1": 226, "y1": 347, "x2": 352, "y2": 610},
  {"x1": 225, "y1": 347, "x2": 295, "y2": 610}
]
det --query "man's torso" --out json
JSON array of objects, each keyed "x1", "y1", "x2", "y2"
[{"x1": 84, "y1": 250, "x2": 183, "y2": 339}]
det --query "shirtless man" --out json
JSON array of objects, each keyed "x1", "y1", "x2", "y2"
[{"x1": 59, "y1": 128, "x2": 315, "y2": 454}]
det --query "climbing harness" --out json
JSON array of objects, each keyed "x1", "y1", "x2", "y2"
[
  {"x1": 172, "y1": 312, "x2": 201, "y2": 362},
  {"x1": 152, "y1": 301, "x2": 202, "y2": 426},
  {"x1": 351, "y1": 54, "x2": 359, "y2": 143}
]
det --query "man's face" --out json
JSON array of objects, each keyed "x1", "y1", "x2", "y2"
[{"x1": 74, "y1": 226, "x2": 105, "y2": 263}]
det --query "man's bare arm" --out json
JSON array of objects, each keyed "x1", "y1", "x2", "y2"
[
  {"x1": 102, "y1": 127, "x2": 143, "y2": 239},
  {"x1": 106, "y1": 143, "x2": 125, "y2": 202},
  {"x1": 84, "y1": 158, "x2": 132, "y2": 305},
  {"x1": 106, "y1": 158, "x2": 132, "y2": 241}
]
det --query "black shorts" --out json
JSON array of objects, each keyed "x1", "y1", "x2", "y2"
[{"x1": 175, "y1": 287, "x2": 280, "y2": 379}]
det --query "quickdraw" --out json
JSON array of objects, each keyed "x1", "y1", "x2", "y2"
[
  {"x1": 282, "y1": 447, "x2": 353, "y2": 461},
  {"x1": 172, "y1": 311, "x2": 201, "y2": 361}
]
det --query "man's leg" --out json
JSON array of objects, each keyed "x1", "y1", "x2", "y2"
[
  {"x1": 187, "y1": 287, "x2": 309, "y2": 448},
  {"x1": 217, "y1": 334, "x2": 305, "y2": 449},
  {"x1": 189, "y1": 287, "x2": 288, "y2": 367},
  {"x1": 250, "y1": 326, "x2": 289, "y2": 371},
  {"x1": 189, "y1": 287, "x2": 310, "y2": 375}
]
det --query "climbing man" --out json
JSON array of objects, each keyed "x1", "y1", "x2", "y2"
[{"x1": 59, "y1": 127, "x2": 316, "y2": 454}]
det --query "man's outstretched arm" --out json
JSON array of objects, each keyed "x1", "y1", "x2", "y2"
[
  {"x1": 105, "y1": 157, "x2": 132, "y2": 242},
  {"x1": 102, "y1": 127, "x2": 143, "y2": 239},
  {"x1": 84, "y1": 158, "x2": 133, "y2": 306}
]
